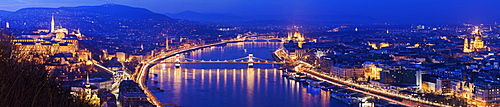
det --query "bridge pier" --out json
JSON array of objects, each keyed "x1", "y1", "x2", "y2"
[
  {"x1": 175, "y1": 54, "x2": 181, "y2": 68},
  {"x1": 248, "y1": 54, "x2": 254, "y2": 68},
  {"x1": 175, "y1": 62, "x2": 181, "y2": 68}
]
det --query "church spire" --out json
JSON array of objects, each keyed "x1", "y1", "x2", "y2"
[
  {"x1": 85, "y1": 73, "x2": 90, "y2": 88},
  {"x1": 50, "y1": 16, "x2": 55, "y2": 33},
  {"x1": 166, "y1": 37, "x2": 169, "y2": 50}
]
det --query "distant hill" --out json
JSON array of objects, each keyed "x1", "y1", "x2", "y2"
[
  {"x1": 0, "y1": 4, "x2": 224, "y2": 57},
  {"x1": 0, "y1": 4, "x2": 219, "y2": 37},
  {"x1": 0, "y1": 10, "x2": 12, "y2": 15},
  {"x1": 10, "y1": 4, "x2": 172, "y2": 20},
  {"x1": 64, "y1": 4, "x2": 172, "y2": 20},
  {"x1": 1, "y1": 4, "x2": 186, "y2": 31},
  {"x1": 165, "y1": 11, "x2": 247, "y2": 22},
  {"x1": 0, "y1": 10, "x2": 13, "y2": 18}
]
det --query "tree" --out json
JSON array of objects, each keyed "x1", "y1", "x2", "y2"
[{"x1": 0, "y1": 31, "x2": 94, "y2": 107}]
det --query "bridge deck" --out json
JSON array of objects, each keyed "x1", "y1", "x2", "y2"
[{"x1": 160, "y1": 61, "x2": 284, "y2": 64}]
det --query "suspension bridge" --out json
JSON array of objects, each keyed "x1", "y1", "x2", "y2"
[
  {"x1": 159, "y1": 54, "x2": 285, "y2": 68},
  {"x1": 240, "y1": 35, "x2": 285, "y2": 42}
]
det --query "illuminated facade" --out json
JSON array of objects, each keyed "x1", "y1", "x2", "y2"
[
  {"x1": 452, "y1": 81, "x2": 474, "y2": 99},
  {"x1": 463, "y1": 26, "x2": 488, "y2": 53},
  {"x1": 287, "y1": 31, "x2": 305, "y2": 43},
  {"x1": 362, "y1": 63, "x2": 382, "y2": 80},
  {"x1": 12, "y1": 16, "x2": 83, "y2": 61},
  {"x1": 70, "y1": 75, "x2": 101, "y2": 106},
  {"x1": 283, "y1": 29, "x2": 317, "y2": 62},
  {"x1": 116, "y1": 52, "x2": 126, "y2": 62},
  {"x1": 368, "y1": 42, "x2": 390, "y2": 50},
  {"x1": 286, "y1": 30, "x2": 308, "y2": 48},
  {"x1": 331, "y1": 64, "x2": 365, "y2": 80}
]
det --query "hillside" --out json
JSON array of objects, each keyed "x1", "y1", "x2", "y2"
[{"x1": 165, "y1": 10, "x2": 247, "y2": 23}]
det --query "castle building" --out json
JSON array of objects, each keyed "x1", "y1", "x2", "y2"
[{"x1": 12, "y1": 16, "x2": 84, "y2": 63}]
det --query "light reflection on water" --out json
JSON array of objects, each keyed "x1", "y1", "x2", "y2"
[{"x1": 149, "y1": 42, "x2": 351, "y2": 107}]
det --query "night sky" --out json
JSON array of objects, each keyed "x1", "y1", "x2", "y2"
[{"x1": 1, "y1": 0, "x2": 500, "y2": 24}]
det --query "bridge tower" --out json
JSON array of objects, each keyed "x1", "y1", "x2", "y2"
[
  {"x1": 175, "y1": 54, "x2": 181, "y2": 68},
  {"x1": 248, "y1": 54, "x2": 254, "y2": 68}
]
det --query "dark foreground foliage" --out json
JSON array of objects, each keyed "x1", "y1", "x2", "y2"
[{"x1": 0, "y1": 31, "x2": 93, "y2": 107}]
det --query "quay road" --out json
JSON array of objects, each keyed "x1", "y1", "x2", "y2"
[
  {"x1": 92, "y1": 60, "x2": 132, "y2": 90},
  {"x1": 92, "y1": 60, "x2": 133, "y2": 106},
  {"x1": 135, "y1": 40, "x2": 242, "y2": 107},
  {"x1": 293, "y1": 61, "x2": 451, "y2": 107}
]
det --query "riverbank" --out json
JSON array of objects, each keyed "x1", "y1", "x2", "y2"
[
  {"x1": 135, "y1": 40, "x2": 243, "y2": 107},
  {"x1": 148, "y1": 42, "x2": 351, "y2": 107},
  {"x1": 274, "y1": 49, "x2": 451, "y2": 107}
]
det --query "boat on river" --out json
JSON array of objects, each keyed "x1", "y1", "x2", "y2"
[
  {"x1": 330, "y1": 89, "x2": 361, "y2": 105},
  {"x1": 292, "y1": 72, "x2": 307, "y2": 81},
  {"x1": 306, "y1": 78, "x2": 324, "y2": 88},
  {"x1": 319, "y1": 82, "x2": 337, "y2": 90}
]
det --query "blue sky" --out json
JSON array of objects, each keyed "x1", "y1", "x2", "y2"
[{"x1": 1, "y1": 0, "x2": 500, "y2": 24}]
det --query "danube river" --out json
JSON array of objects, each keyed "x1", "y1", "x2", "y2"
[{"x1": 148, "y1": 42, "x2": 351, "y2": 107}]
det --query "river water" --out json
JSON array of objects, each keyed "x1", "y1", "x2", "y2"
[{"x1": 148, "y1": 42, "x2": 351, "y2": 107}]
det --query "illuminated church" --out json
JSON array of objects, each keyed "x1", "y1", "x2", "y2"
[{"x1": 463, "y1": 26, "x2": 488, "y2": 53}]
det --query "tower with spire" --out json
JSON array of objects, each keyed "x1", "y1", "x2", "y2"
[
  {"x1": 85, "y1": 73, "x2": 91, "y2": 89},
  {"x1": 83, "y1": 73, "x2": 100, "y2": 105},
  {"x1": 50, "y1": 16, "x2": 55, "y2": 33},
  {"x1": 83, "y1": 73, "x2": 92, "y2": 99},
  {"x1": 464, "y1": 38, "x2": 471, "y2": 52},
  {"x1": 166, "y1": 37, "x2": 169, "y2": 50}
]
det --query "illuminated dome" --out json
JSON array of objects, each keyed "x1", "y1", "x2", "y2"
[
  {"x1": 55, "y1": 28, "x2": 69, "y2": 34},
  {"x1": 294, "y1": 32, "x2": 301, "y2": 37}
]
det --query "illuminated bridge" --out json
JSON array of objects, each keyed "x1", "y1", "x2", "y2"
[
  {"x1": 159, "y1": 54, "x2": 285, "y2": 67},
  {"x1": 135, "y1": 39, "x2": 283, "y2": 107},
  {"x1": 240, "y1": 35, "x2": 285, "y2": 42}
]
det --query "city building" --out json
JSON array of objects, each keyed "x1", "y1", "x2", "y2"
[
  {"x1": 70, "y1": 75, "x2": 101, "y2": 105},
  {"x1": 379, "y1": 66, "x2": 420, "y2": 90},
  {"x1": 474, "y1": 82, "x2": 500, "y2": 103},
  {"x1": 331, "y1": 64, "x2": 365, "y2": 80},
  {"x1": 118, "y1": 80, "x2": 153, "y2": 107},
  {"x1": 362, "y1": 62, "x2": 382, "y2": 80},
  {"x1": 287, "y1": 31, "x2": 305, "y2": 43},
  {"x1": 116, "y1": 52, "x2": 126, "y2": 62},
  {"x1": 368, "y1": 42, "x2": 390, "y2": 50}
]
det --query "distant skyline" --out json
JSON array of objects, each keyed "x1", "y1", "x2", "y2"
[{"x1": 1, "y1": 0, "x2": 500, "y2": 24}]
